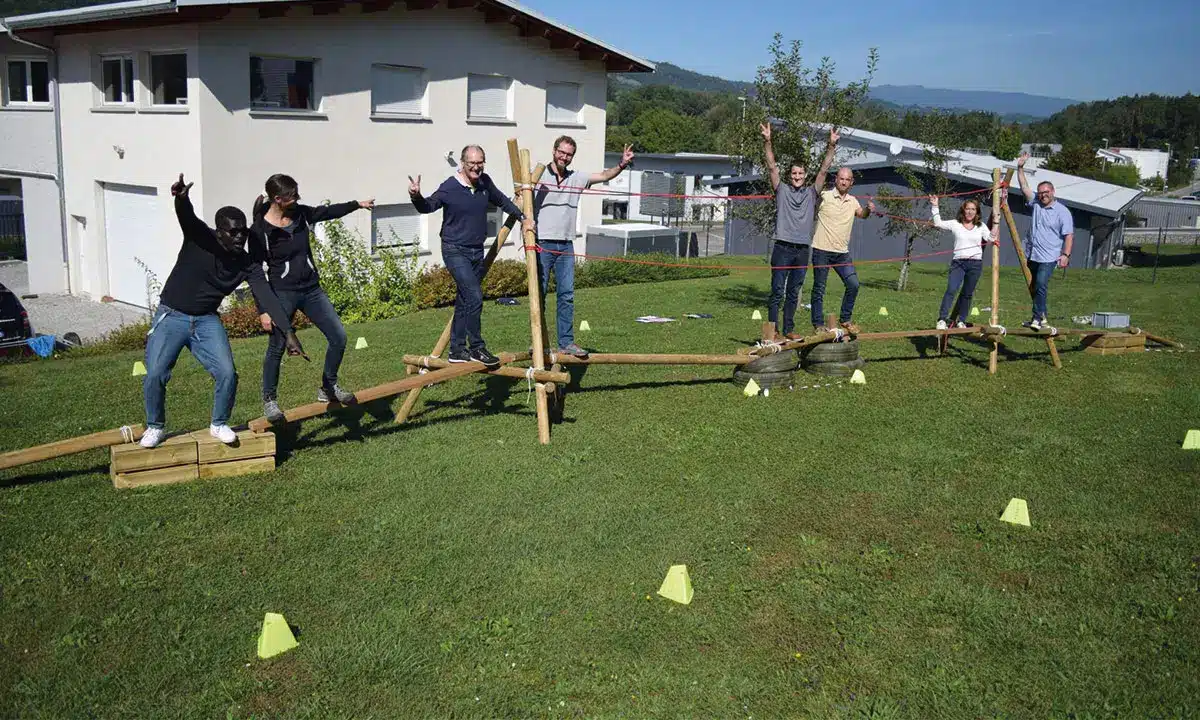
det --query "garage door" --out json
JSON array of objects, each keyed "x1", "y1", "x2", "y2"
[{"x1": 104, "y1": 183, "x2": 174, "y2": 308}]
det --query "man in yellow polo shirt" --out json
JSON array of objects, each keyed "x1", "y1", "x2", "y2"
[{"x1": 810, "y1": 167, "x2": 875, "y2": 334}]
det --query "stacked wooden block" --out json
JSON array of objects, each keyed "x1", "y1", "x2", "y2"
[
  {"x1": 110, "y1": 430, "x2": 276, "y2": 489},
  {"x1": 1082, "y1": 332, "x2": 1147, "y2": 356}
]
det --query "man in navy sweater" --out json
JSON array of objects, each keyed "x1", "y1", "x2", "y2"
[
  {"x1": 140, "y1": 174, "x2": 304, "y2": 449},
  {"x1": 409, "y1": 145, "x2": 533, "y2": 369}
]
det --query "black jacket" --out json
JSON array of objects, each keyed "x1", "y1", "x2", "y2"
[
  {"x1": 250, "y1": 201, "x2": 360, "y2": 293},
  {"x1": 158, "y1": 194, "x2": 292, "y2": 333}
]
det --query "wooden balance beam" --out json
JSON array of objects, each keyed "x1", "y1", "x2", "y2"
[
  {"x1": 546, "y1": 352, "x2": 754, "y2": 366},
  {"x1": 248, "y1": 355, "x2": 519, "y2": 432},
  {"x1": 403, "y1": 354, "x2": 570, "y2": 384},
  {"x1": 0, "y1": 424, "x2": 145, "y2": 472}
]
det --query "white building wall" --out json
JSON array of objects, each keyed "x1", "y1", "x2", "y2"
[{"x1": 1112, "y1": 149, "x2": 1169, "y2": 181}]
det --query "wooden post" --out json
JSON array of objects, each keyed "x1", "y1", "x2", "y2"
[
  {"x1": 0, "y1": 424, "x2": 145, "y2": 472},
  {"x1": 395, "y1": 164, "x2": 546, "y2": 424},
  {"x1": 989, "y1": 168, "x2": 1002, "y2": 375},
  {"x1": 402, "y1": 354, "x2": 569, "y2": 383},
  {"x1": 1000, "y1": 174, "x2": 1062, "y2": 368},
  {"x1": 507, "y1": 139, "x2": 551, "y2": 444}
]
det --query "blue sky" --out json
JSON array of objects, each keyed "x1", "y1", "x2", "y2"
[{"x1": 520, "y1": 0, "x2": 1198, "y2": 101}]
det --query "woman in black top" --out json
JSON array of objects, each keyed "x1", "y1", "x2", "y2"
[{"x1": 251, "y1": 173, "x2": 373, "y2": 423}]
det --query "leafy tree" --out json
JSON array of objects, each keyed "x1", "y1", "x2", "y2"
[
  {"x1": 1043, "y1": 141, "x2": 1100, "y2": 176},
  {"x1": 991, "y1": 125, "x2": 1023, "y2": 160},
  {"x1": 629, "y1": 109, "x2": 713, "y2": 153},
  {"x1": 605, "y1": 126, "x2": 635, "y2": 153}
]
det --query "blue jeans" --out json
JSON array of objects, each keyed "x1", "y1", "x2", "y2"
[
  {"x1": 1028, "y1": 260, "x2": 1055, "y2": 321},
  {"x1": 262, "y1": 286, "x2": 346, "y2": 400},
  {"x1": 768, "y1": 241, "x2": 809, "y2": 335},
  {"x1": 443, "y1": 244, "x2": 487, "y2": 353},
  {"x1": 537, "y1": 240, "x2": 576, "y2": 348},
  {"x1": 939, "y1": 259, "x2": 983, "y2": 323},
  {"x1": 143, "y1": 304, "x2": 237, "y2": 429},
  {"x1": 810, "y1": 249, "x2": 860, "y2": 327}
]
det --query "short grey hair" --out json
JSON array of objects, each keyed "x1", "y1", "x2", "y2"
[{"x1": 460, "y1": 144, "x2": 485, "y2": 163}]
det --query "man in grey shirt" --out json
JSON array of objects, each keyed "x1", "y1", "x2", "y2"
[
  {"x1": 762, "y1": 123, "x2": 838, "y2": 338},
  {"x1": 1016, "y1": 152, "x2": 1074, "y2": 330},
  {"x1": 533, "y1": 135, "x2": 634, "y2": 357}
]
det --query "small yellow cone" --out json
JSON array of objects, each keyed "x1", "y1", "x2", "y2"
[
  {"x1": 355, "y1": 337, "x2": 368, "y2": 350},
  {"x1": 257, "y1": 612, "x2": 298, "y2": 659},
  {"x1": 742, "y1": 378, "x2": 761, "y2": 397},
  {"x1": 999, "y1": 498, "x2": 1031, "y2": 527},
  {"x1": 751, "y1": 310, "x2": 763, "y2": 320},
  {"x1": 579, "y1": 320, "x2": 591, "y2": 332},
  {"x1": 1183, "y1": 429, "x2": 1200, "y2": 450},
  {"x1": 970, "y1": 306, "x2": 981, "y2": 317},
  {"x1": 132, "y1": 361, "x2": 147, "y2": 377},
  {"x1": 878, "y1": 307, "x2": 889, "y2": 316},
  {"x1": 657, "y1": 564, "x2": 693, "y2": 605},
  {"x1": 849, "y1": 369, "x2": 866, "y2": 385}
]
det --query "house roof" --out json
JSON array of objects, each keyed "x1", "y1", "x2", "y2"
[
  {"x1": 1, "y1": 0, "x2": 654, "y2": 73},
  {"x1": 704, "y1": 125, "x2": 1143, "y2": 218}
]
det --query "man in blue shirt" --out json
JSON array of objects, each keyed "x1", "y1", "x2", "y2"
[{"x1": 1017, "y1": 152, "x2": 1074, "y2": 330}]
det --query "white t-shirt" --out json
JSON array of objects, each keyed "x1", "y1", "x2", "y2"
[{"x1": 932, "y1": 206, "x2": 989, "y2": 260}]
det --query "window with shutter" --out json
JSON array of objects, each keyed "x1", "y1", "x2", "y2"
[
  {"x1": 467, "y1": 74, "x2": 511, "y2": 120},
  {"x1": 545, "y1": 82, "x2": 582, "y2": 125},
  {"x1": 372, "y1": 204, "x2": 423, "y2": 251},
  {"x1": 372, "y1": 65, "x2": 427, "y2": 117}
]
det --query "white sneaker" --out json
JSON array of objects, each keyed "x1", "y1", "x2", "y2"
[
  {"x1": 935, "y1": 319, "x2": 948, "y2": 330},
  {"x1": 209, "y1": 424, "x2": 237, "y2": 444},
  {"x1": 139, "y1": 427, "x2": 165, "y2": 448}
]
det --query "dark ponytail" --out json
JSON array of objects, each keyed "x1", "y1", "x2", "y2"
[{"x1": 264, "y1": 173, "x2": 299, "y2": 206}]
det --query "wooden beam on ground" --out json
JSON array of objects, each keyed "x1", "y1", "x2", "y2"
[
  {"x1": 394, "y1": 164, "x2": 547, "y2": 425},
  {"x1": 548, "y1": 352, "x2": 753, "y2": 366},
  {"x1": 1130, "y1": 328, "x2": 1184, "y2": 348},
  {"x1": 249, "y1": 358, "x2": 516, "y2": 433},
  {"x1": 745, "y1": 328, "x2": 846, "y2": 356},
  {"x1": 849, "y1": 327, "x2": 983, "y2": 342},
  {"x1": 403, "y1": 354, "x2": 568, "y2": 384},
  {"x1": 1, "y1": 425, "x2": 145, "y2": 472}
]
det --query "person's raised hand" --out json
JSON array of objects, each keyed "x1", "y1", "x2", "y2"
[
  {"x1": 171, "y1": 173, "x2": 193, "y2": 197},
  {"x1": 760, "y1": 123, "x2": 772, "y2": 141},
  {"x1": 1017, "y1": 152, "x2": 1029, "y2": 168},
  {"x1": 407, "y1": 175, "x2": 421, "y2": 195}
]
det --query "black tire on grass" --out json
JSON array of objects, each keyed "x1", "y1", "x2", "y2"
[
  {"x1": 731, "y1": 369, "x2": 796, "y2": 390},
  {"x1": 801, "y1": 340, "x2": 861, "y2": 364},
  {"x1": 802, "y1": 357, "x2": 866, "y2": 377},
  {"x1": 743, "y1": 349, "x2": 800, "y2": 374}
]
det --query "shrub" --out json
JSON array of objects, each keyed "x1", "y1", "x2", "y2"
[
  {"x1": 311, "y1": 216, "x2": 420, "y2": 322},
  {"x1": 413, "y1": 259, "x2": 529, "y2": 309},
  {"x1": 574, "y1": 253, "x2": 728, "y2": 289},
  {"x1": 220, "y1": 298, "x2": 311, "y2": 339}
]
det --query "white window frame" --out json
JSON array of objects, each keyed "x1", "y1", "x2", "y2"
[
  {"x1": 99, "y1": 55, "x2": 136, "y2": 106},
  {"x1": 4, "y1": 57, "x2": 52, "y2": 107},
  {"x1": 250, "y1": 55, "x2": 318, "y2": 113},
  {"x1": 467, "y1": 73, "x2": 512, "y2": 122},
  {"x1": 545, "y1": 81, "x2": 583, "y2": 126},
  {"x1": 370, "y1": 64, "x2": 428, "y2": 120},
  {"x1": 371, "y1": 203, "x2": 425, "y2": 253},
  {"x1": 148, "y1": 51, "x2": 189, "y2": 107}
]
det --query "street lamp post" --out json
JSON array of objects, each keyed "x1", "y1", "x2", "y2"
[{"x1": 1164, "y1": 142, "x2": 1171, "y2": 193}]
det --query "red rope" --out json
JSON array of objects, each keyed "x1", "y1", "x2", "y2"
[
  {"x1": 529, "y1": 242, "x2": 957, "y2": 270},
  {"x1": 531, "y1": 183, "x2": 996, "y2": 203}
]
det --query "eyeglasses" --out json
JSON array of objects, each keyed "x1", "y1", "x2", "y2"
[{"x1": 463, "y1": 161, "x2": 485, "y2": 168}]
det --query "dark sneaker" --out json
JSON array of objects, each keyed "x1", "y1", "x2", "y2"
[
  {"x1": 263, "y1": 399, "x2": 285, "y2": 423},
  {"x1": 784, "y1": 332, "x2": 804, "y2": 341},
  {"x1": 813, "y1": 325, "x2": 829, "y2": 334},
  {"x1": 560, "y1": 343, "x2": 589, "y2": 359},
  {"x1": 469, "y1": 347, "x2": 501, "y2": 369},
  {"x1": 317, "y1": 383, "x2": 356, "y2": 404},
  {"x1": 448, "y1": 349, "x2": 471, "y2": 364}
]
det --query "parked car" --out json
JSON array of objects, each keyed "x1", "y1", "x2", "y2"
[
  {"x1": 0, "y1": 279, "x2": 34, "y2": 353},
  {"x1": 1180, "y1": 195, "x2": 1198, "y2": 201}
]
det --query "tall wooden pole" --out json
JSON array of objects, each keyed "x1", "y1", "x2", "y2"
[
  {"x1": 394, "y1": 164, "x2": 546, "y2": 424},
  {"x1": 507, "y1": 140, "x2": 551, "y2": 444},
  {"x1": 989, "y1": 168, "x2": 1002, "y2": 375}
]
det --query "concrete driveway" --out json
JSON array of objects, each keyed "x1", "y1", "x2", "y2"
[{"x1": 0, "y1": 261, "x2": 148, "y2": 342}]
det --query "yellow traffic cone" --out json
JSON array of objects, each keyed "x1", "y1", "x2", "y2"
[
  {"x1": 999, "y1": 498, "x2": 1031, "y2": 527},
  {"x1": 257, "y1": 612, "x2": 298, "y2": 659},
  {"x1": 657, "y1": 564, "x2": 693, "y2": 605},
  {"x1": 132, "y1": 361, "x2": 147, "y2": 377},
  {"x1": 355, "y1": 337, "x2": 368, "y2": 350},
  {"x1": 1183, "y1": 429, "x2": 1200, "y2": 450},
  {"x1": 849, "y1": 369, "x2": 866, "y2": 385},
  {"x1": 970, "y1": 307, "x2": 981, "y2": 317},
  {"x1": 878, "y1": 307, "x2": 889, "y2": 316},
  {"x1": 742, "y1": 378, "x2": 761, "y2": 397},
  {"x1": 580, "y1": 320, "x2": 591, "y2": 332},
  {"x1": 751, "y1": 310, "x2": 763, "y2": 320}
]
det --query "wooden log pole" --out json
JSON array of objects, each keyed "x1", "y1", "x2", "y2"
[
  {"x1": 1129, "y1": 328, "x2": 1184, "y2": 348},
  {"x1": 0, "y1": 424, "x2": 146, "y2": 472},
  {"x1": 394, "y1": 163, "x2": 547, "y2": 424},
  {"x1": 1000, "y1": 183, "x2": 1061, "y2": 368},
  {"x1": 402, "y1": 354, "x2": 569, "y2": 384},
  {"x1": 989, "y1": 168, "x2": 1002, "y2": 375},
  {"x1": 548, "y1": 352, "x2": 755, "y2": 366},
  {"x1": 508, "y1": 140, "x2": 551, "y2": 444}
]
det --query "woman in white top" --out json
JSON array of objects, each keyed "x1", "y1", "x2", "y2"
[{"x1": 931, "y1": 197, "x2": 999, "y2": 329}]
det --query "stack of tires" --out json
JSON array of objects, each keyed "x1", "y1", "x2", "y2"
[
  {"x1": 731, "y1": 349, "x2": 800, "y2": 391},
  {"x1": 800, "y1": 340, "x2": 865, "y2": 377}
]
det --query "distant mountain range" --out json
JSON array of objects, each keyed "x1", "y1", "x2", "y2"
[{"x1": 615, "y1": 62, "x2": 1079, "y2": 120}]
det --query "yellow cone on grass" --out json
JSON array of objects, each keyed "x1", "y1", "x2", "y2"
[
  {"x1": 657, "y1": 564, "x2": 693, "y2": 605},
  {"x1": 878, "y1": 307, "x2": 889, "y2": 316},
  {"x1": 970, "y1": 306, "x2": 981, "y2": 317},
  {"x1": 132, "y1": 361, "x2": 147, "y2": 377},
  {"x1": 257, "y1": 612, "x2": 299, "y2": 659},
  {"x1": 751, "y1": 310, "x2": 763, "y2": 320},
  {"x1": 999, "y1": 498, "x2": 1031, "y2": 527},
  {"x1": 1183, "y1": 429, "x2": 1200, "y2": 450},
  {"x1": 850, "y1": 369, "x2": 866, "y2": 385},
  {"x1": 355, "y1": 337, "x2": 369, "y2": 350},
  {"x1": 742, "y1": 378, "x2": 761, "y2": 397},
  {"x1": 580, "y1": 320, "x2": 591, "y2": 332}
]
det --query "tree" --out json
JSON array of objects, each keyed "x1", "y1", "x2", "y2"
[
  {"x1": 628, "y1": 109, "x2": 713, "y2": 153},
  {"x1": 605, "y1": 126, "x2": 635, "y2": 153},
  {"x1": 991, "y1": 125, "x2": 1023, "y2": 160},
  {"x1": 1043, "y1": 141, "x2": 1100, "y2": 176},
  {"x1": 725, "y1": 34, "x2": 879, "y2": 234}
]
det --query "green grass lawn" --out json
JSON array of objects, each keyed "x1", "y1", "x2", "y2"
[{"x1": 2, "y1": 259, "x2": 1198, "y2": 719}]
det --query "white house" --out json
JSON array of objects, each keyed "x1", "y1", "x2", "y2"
[
  {"x1": 595, "y1": 151, "x2": 736, "y2": 224},
  {"x1": 1098, "y1": 147, "x2": 1169, "y2": 183},
  {"x1": 0, "y1": 0, "x2": 652, "y2": 308}
]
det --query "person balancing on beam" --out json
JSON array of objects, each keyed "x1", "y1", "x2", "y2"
[
  {"x1": 140, "y1": 174, "x2": 305, "y2": 449},
  {"x1": 1016, "y1": 151, "x2": 1074, "y2": 330},
  {"x1": 532, "y1": 136, "x2": 635, "y2": 358},
  {"x1": 762, "y1": 122, "x2": 838, "y2": 339},
  {"x1": 810, "y1": 162, "x2": 875, "y2": 335}
]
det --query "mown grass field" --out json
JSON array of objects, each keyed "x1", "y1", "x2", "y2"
[{"x1": 2, "y1": 258, "x2": 1197, "y2": 719}]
